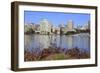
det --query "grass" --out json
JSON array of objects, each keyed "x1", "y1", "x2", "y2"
[{"x1": 44, "y1": 53, "x2": 65, "y2": 60}]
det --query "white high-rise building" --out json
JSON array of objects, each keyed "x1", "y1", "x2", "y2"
[
  {"x1": 67, "y1": 20, "x2": 74, "y2": 31},
  {"x1": 63, "y1": 20, "x2": 75, "y2": 33},
  {"x1": 39, "y1": 19, "x2": 52, "y2": 34}
]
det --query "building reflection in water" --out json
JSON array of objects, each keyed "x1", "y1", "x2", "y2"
[{"x1": 24, "y1": 33, "x2": 90, "y2": 53}]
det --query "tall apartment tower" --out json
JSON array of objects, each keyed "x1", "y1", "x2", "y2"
[
  {"x1": 67, "y1": 20, "x2": 73, "y2": 30},
  {"x1": 39, "y1": 19, "x2": 52, "y2": 34}
]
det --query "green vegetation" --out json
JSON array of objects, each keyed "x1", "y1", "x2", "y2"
[
  {"x1": 44, "y1": 54, "x2": 65, "y2": 60},
  {"x1": 65, "y1": 29, "x2": 90, "y2": 35},
  {"x1": 24, "y1": 28, "x2": 35, "y2": 34}
]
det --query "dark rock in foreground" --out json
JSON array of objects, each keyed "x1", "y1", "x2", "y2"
[{"x1": 24, "y1": 47, "x2": 90, "y2": 61}]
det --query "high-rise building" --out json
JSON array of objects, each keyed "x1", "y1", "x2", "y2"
[
  {"x1": 39, "y1": 19, "x2": 52, "y2": 34},
  {"x1": 63, "y1": 20, "x2": 75, "y2": 33},
  {"x1": 67, "y1": 20, "x2": 74, "y2": 30}
]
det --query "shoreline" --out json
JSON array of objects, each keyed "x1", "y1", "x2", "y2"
[
  {"x1": 24, "y1": 32, "x2": 90, "y2": 35},
  {"x1": 24, "y1": 47, "x2": 90, "y2": 61}
]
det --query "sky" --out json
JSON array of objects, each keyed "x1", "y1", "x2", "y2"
[{"x1": 24, "y1": 11, "x2": 90, "y2": 27}]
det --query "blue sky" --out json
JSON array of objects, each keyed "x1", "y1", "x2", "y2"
[{"x1": 24, "y1": 11, "x2": 90, "y2": 27}]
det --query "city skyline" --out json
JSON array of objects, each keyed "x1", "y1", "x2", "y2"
[{"x1": 24, "y1": 11, "x2": 90, "y2": 27}]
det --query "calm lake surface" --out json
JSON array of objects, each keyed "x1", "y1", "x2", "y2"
[{"x1": 24, "y1": 33, "x2": 90, "y2": 53}]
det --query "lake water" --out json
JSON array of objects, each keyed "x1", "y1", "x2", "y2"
[{"x1": 24, "y1": 33, "x2": 90, "y2": 53}]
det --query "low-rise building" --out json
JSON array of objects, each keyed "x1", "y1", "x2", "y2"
[
  {"x1": 24, "y1": 23, "x2": 35, "y2": 33},
  {"x1": 55, "y1": 27, "x2": 60, "y2": 34}
]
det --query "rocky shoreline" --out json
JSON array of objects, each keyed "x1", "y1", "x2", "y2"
[{"x1": 24, "y1": 47, "x2": 90, "y2": 61}]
